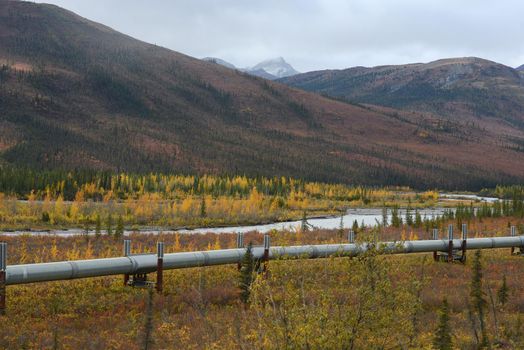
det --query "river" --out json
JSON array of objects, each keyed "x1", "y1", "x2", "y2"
[{"x1": 0, "y1": 194, "x2": 497, "y2": 236}]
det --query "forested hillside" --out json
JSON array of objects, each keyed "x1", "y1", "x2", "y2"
[
  {"x1": 1, "y1": 1, "x2": 524, "y2": 189},
  {"x1": 280, "y1": 58, "x2": 524, "y2": 129}
]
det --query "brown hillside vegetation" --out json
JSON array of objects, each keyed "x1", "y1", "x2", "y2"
[
  {"x1": 280, "y1": 57, "x2": 524, "y2": 135},
  {"x1": 1, "y1": 1, "x2": 524, "y2": 189}
]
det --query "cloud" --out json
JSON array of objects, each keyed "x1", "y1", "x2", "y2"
[{"x1": 36, "y1": 0, "x2": 524, "y2": 71}]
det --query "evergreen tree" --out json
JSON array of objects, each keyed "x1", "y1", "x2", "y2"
[
  {"x1": 352, "y1": 219, "x2": 359, "y2": 234},
  {"x1": 200, "y1": 196, "x2": 206, "y2": 218},
  {"x1": 381, "y1": 205, "x2": 388, "y2": 227},
  {"x1": 433, "y1": 298, "x2": 453, "y2": 350},
  {"x1": 415, "y1": 210, "x2": 422, "y2": 228},
  {"x1": 338, "y1": 212, "x2": 345, "y2": 237},
  {"x1": 406, "y1": 201, "x2": 414, "y2": 226},
  {"x1": 239, "y1": 243, "x2": 255, "y2": 304},
  {"x1": 83, "y1": 220, "x2": 90, "y2": 242},
  {"x1": 142, "y1": 287, "x2": 155, "y2": 350},
  {"x1": 497, "y1": 274, "x2": 509, "y2": 306},
  {"x1": 115, "y1": 215, "x2": 124, "y2": 239},
  {"x1": 95, "y1": 214, "x2": 101, "y2": 238},
  {"x1": 391, "y1": 205, "x2": 401, "y2": 228},
  {"x1": 301, "y1": 211, "x2": 310, "y2": 232},
  {"x1": 470, "y1": 250, "x2": 489, "y2": 348},
  {"x1": 107, "y1": 214, "x2": 113, "y2": 236}
]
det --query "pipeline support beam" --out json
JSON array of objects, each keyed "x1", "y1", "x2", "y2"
[
  {"x1": 156, "y1": 242, "x2": 164, "y2": 293},
  {"x1": 123, "y1": 239, "x2": 131, "y2": 286},
  {"x1": 263, "y1": 233, "x2": 270, "y2": 276},
  {"x1": 0, "y1": 242, "x2": 6, "y2": 315}
]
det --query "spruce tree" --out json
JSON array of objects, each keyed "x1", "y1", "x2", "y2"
[
  {"x1": 381, "y1": 205, "x2": 388, "y2": 227},
  {"x1": 497, "y1": 274, "x2": 509, "y2": 306},
  {"x1": 406, "y1": 201, "x2": 414, "y2": 226},
  {"x1": 391, "y1": 205, "x2": 401, "y2": 228},
  {"x1": 470, "y1": 250, "x2": 489, "y2": 348},
  {"x1": 95, "y1": 214, "x2": 101, "y2": 238},
  {"x1": 115, "y1": 215, "x2": 124, "y2": 239},
  {"x1": 433, "y1": 298, "x2": 453, "y2": 350},
  {"x1": 415, "y1": 210, "x2": 422, "y2": 228},
  {"x1": 301, "y1": 211, "x2": 309, "y2": 232},
  {"x1": 239, "y1": 243, "x2": 255, "y2": 304},
  {"x1": 200, "y1": 197, "x2": 206, "y2": 218},
  {"x1": 83, "y1": 220, "x2": 90, "y2": 242},
  {"x1": 107, "y1": 214, "x2": 113, "y2": 236},
  {"x1": 338, "y1": 212, "x2": 344, "y2": 237},
  {"x1": 352, "y1": 219, "x2": 359, "y2": 234},
  {"x1": 142, "y1": 287, "x2": 155, "y2": 350}
]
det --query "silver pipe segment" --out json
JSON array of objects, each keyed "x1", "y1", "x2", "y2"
[{"x1": 5, "y1": 236, "x2": 524, "y2": 286}]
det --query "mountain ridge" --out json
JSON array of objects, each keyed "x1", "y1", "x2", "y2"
[
  {"x1": 201, "y1": 57, "x2": 236, "y2": 69},
  {"x1": 1, "y1": 0, "x2": 524, "y2": 189},
  {"x1": 279, "y1": 57, "x2": 524, "y2": 129}
]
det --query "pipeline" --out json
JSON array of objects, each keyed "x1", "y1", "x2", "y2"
[{"x1": 3, "y1": 235, "x2": 524, "y2": 286}]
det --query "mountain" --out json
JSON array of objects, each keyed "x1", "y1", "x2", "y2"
[
  {"x1": 251, "y1": 57, "x2": 299, "y2": 79},
  {"x1": 517, "y1": 64, "x2": 524, "y2": 71},
  {"x1": 1, "y1": 1, "x2": 524, "y2": 189},
  {"x1": 243, "y1": 68, "x2": 277, "y2": 80},
  {"x1": 201, "y1": 57, "x2": 236, "y2": 69},
  {"x1": 280, "y1": 57, "x2": 524, "y2": 129},
  {"x1": 201, "y1": 56, "x2": 299, "y2": 80}
]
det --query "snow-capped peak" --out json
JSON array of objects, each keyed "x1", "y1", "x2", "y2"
[{"x1": 250, "y1": 57, "x2": 299, "y2": 79}]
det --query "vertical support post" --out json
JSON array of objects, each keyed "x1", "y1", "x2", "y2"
[
  {"x1": 348, "y1": 229, "x2": 355, "y2": 244},
  {"x1": 156, "y1": 242, "x2": 164, "y2": 293},
  {"x1": 461, "y1": 223, "x2": 468, "y2": 263},
  {"x1": 348, "y1": 229, "x2": 355, "y2": 259},
  {"x1": 123, "y1": 239, "x2": 131, "y2": 286},
  {"x1": 432, "y1": 228, "x2": 439, "y2": 261},
  {"x1": 510, "y1": 226, "x2": 517, "y2": 255},
  {"x1": 263, "y1": 233, "x2": 270, "y2": 275},
  {"x1": 448, "y1": 224, "x2": 454, "y2": 263},
  {"x1": 0, "y1": 242, "x2": 6, "y2": 316},
  {"x1": 236, "y1": 232, "x2": 244, "y2": 270}
]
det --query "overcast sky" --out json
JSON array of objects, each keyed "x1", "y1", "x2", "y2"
[{"x1": 35, "y1": 0, "x2": 524, "y2": 72}]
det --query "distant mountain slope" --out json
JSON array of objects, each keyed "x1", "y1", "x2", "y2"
[
  {"x1": 243, "y1": 68, "x2": 277, "y2": 80},
  {"x1": 280, "y1": 57, "x2": 524, "y2": 129},
  {"x1": 201, "y1": 57, "x2": 236, "y2": 69},
  {"x1": 1, "y1": 1, "x2": 524, "y2": 189},
  {"x1": 517, "y1": 64, "x2": 524, "y2": 71}
]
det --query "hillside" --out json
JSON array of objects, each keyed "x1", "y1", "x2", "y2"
[
  {"x1": 1, "y1": 1, "x2": 524, "y2": 189},
  {"x1": 201, "y1": 57, "x2": 236, "y2": 69},
  {"x1": 280, "y1": 58, "x2": 524, "y2": 129}
]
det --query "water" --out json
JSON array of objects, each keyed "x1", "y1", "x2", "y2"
[
  {"x1": 0, "y1": 207, "x2": 447, "y2": 236},
  {"x1": 439, "y1": 193, "x2": 498, "y2": 203},
  {"x1": 0, "y1": 193, "x2": 498, "y2": 236}
]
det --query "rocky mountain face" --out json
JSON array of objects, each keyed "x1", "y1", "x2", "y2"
[
  {"x1": 250, "y1": 57, "x2": 299, "y2": 79},
  {"x1": 1, "y1": 1, "x2": 524, "y2": 189}
]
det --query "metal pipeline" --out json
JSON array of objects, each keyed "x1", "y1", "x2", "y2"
[{"x1": 4, "y1": 236, "x2": 524, "y2": 286}]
